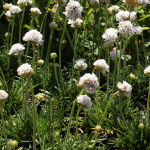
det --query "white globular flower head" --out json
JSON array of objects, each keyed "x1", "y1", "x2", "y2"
[
  {"x1": 78, "y1": 73, "x2": 99, "y2": 94},
  {"x1": 108, "y1": 5, "x2": 120, "y2": 14},
  {"x1": 102, "y1": 28, "x2": 118, "y2": 45},
  {"x1": 64, "y1": 0, "x2": 83, "y2": 20},
  {"x1": 5, "y1": 10, "x2": 14, "y2": 21},
  {"x1": 110, "y1": 48, "x2": 121, "y2": 60},
  {"x1": 77, "y1": 95, "x2": 92, "y2": 109},
  {"x1": 8, "y1": 43, "x2": 25, "y2": 56},
  {"x1": 17, "y1": 63, "x2": 34, "y2": 78},
  {"x1": 74, "y1": 59, "x2": 87, "y2": 71},
  {"x1": 68, "y1": 18, "x2": 83, "y2": 28},
  {"x1": 17, "y1": 0, "x2": 32, "y2": 6},
  {"x1": 3, "y1": 3, "x2": 13, "y2": 10},
  {"x1": 116, "y1": 10, "x2": 136, "y2": 22},
  {"x1": 118, "y1": 21, "x2": 134, "y2": 37},
  {"x1": 144, "y1": 65, "x2": 150, "y2": 76},
  {"x1": 0, "y1": 90, "x2": 8, "y2": 102},
  {"x1": 117, "y1": 81, "x2": 132, "y2": 97},
  {"x1": 30, "y1": 8, "x2": 42, "y2": 16},
  {"x1": 9, "y1": 5, "x2": 22, "y2": 14},
  {"x1": 93, "y1": 59, "x2": 109, "y2": 75},
  {"x1": 138, "y1": 0, "x2": 150, "y2": 6},
  {"x1": 23, "y1": 29, "x2": 43, "y2": 45},
  {"x1": 132, "y1": 26, "x2": 143, "y2": 35}
]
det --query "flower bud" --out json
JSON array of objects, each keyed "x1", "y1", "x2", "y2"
[
  {"x1": 129, "y1": 73, "x2": 137, "y2": 80},
  {"x1": 50, "y1": 52, "x2": 57, "y2": 59},
  {"x1": 49, "y1": 22, "x2": 58, "y2": 30},
  {"x1": 5, "y1": 32, "x2": 9, "y2": 38},
  {"x1": 3, "y1": 3, "x2": 12, "y2": 10},
  {"x1": 37, "y1": 59, "x2": 44, "y2": 66},
  {"x1": 94, "y1": 125, "x2": 102, "y2": 131},
  {"x1": 7, "y1": 140, "x2": 18, "y2": 148},
  {"x1": 138, "y1": 123, "x2": 144, "y2": 129}
]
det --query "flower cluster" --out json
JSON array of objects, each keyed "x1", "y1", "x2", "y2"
[
  {"x1": 8, "y1": 43, "x2": 25, "y2": 56},
  {"x1": 102, "y1": 28, "x2": 118, "y2": 46},
  {"x1": 17, "y1": 63, "x2": 34, "y2": 78},
  {"x1": 17, "y1": 0, "x2": 32, "y2": 6},
  {"x1": 74, "y1": 59, "x2": 87, "y2": 71},
  {"x1": 64, "y1": 0, "x2": 83, "y2": 28},
  {"x1": 77, "y1": 95, "x2": 92, "y2": 109},
  {"x1": 144, "y1": 65, "x2": 150, "y2": 76},
  {"x1": 110, "y1": 48, "x2": 121, "y2": 60},
  {"x1": 0, "y1": 90, "x2": 8, "y2": 102},
  {"x1": 30, "y1": 7, "x2": 42, "y2": 16},
  {"x1": 118, "y1": 21, "x2": 142, "y2": 36},
  {"x1": 78, "y1": 73, "x2": 99, "y2": 94},
  {"x1": 23, "y1": 29, "x2": 43, "y2": 45},
  {"x1": 117, "y1": 81, "x2": 132, "y2": 97},
  {"x1": 5, "y1": 5, "x2": 22, "y2": 21},
  {"x1": 93, "y1": 59, "x2": 109, "y2": 75},
  {"x1": 108, "y1": 5, "x2": 120, "y2": 14},
  {"x1": 116, "y1": 10, "x2": 137, "y2": 22}
]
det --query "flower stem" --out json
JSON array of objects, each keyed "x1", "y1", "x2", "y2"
[
  {"x1": 146, "y1": 80, "x2": 150, "y2": 136},
  {"x1": 135, "y1": 36, "x2": 140, "y2": 64},
  {"x1": 10, "y1": 21, "x2": 15, "y2": 47},
  {"x1": 19, "y1": 7, "x2": 26, "y2": 43},
  {"x1": 30, "y1": 79, "x2": 37, "y2": 150},
  {"x1": 0, "y1": 102, "x2": 7, "y2": 145}
]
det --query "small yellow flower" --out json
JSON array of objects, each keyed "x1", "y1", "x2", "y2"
[
  {"x1": 129, "y1": 73, "x2": 138, "y2": 80},
  {"x1": 37, "y1": 59, "x2": 44, "y2": 66},
  {"x1": 50, "y1": 52, "x2": 57, "y2": 59},
  {"x1": 138, "y1": 123, "x2": 144, "y2": 129},
  {"x1": 7, "y1": 140, "x2": 18, "y2": 148}
]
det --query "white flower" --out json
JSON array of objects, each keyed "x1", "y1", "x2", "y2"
[
  {"x1": 93, "y1": 59, "x2": 109, "y2": 75},
  {"x1": 144, "y1": 65, "x2": 150, "y2": 76},
  {"x1": 102, "y1": 28, "x2": 118, "y2": 45},
  {"x1": 17, "y1": 63, "x2": 34, "y2": 78},
  {"x1": 30, "y1": 7, "x2": 42, "y2": 16},
  {"x1": 5, "y1": 10, "x2": 13, "y2": 21},
  {"x1": 118, "y1": 21, "x2": 134, "y2": 36},
  {"x1": 132, "y1": 26, "x2": 143, "y2": 35},
  {"x1": 79, "y1": 73, "x2": 99, "y2": 94},
  {"x1": 68, "y1": 18, "x2": 83, "y2": 28},
  {"x1": 10, "y1": 5, "x2": 22, "y2": 14},
  {"x1": 77, "y1": 95, "x2": 92, "y2": 109},
  {"x1": 64, "y1": 0, "x2": 83, "y2": 20},
  {"x1": 74, "y1": 59, "x2": 87, "y2": 70},
  {"x1": 0, "y1": 90, "x2": 8, "y2": 102},
  {"x1": 3, "y1": 3, "x2": 13, "y2": 10},
  {"x1": 23, "y1": 29, "x2": 43, "y2": 45},
  {"x1": 116, "y1": 10, "x2": 136, "y2": 22},
  {"x1": 17, "y1": 0, "x2": 32, "y2": 6},
  {"x1": 138, "y1": 0, "x2": 150, "y2": 6},
  {"x1": 110, "y1": 48, "x2": 121, "y2": 60},
  {"x1": 130, "y1": 11, "x2": 137, "y2": 21},
  {"x1": 8, "y1": 43, "x2": 25, "y2": 56},
  {"x1": 108, "y1": 5, "x2": 120, "y2": 14},
  {"x1": 117, "y1": 81, "x2": 132, "y2": 97}
]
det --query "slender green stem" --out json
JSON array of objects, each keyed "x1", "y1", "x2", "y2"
[
  {"x1": 75, "y1": 105, "x2": 82, "y2": 135},
  {"x1": 0, "y1": 11, "x2": 5, "y2": 19},
  {"x1": 53, "y1": 59, "x2": 60, "y2": 92},
  {"x1": 107, "y1": 48, "x2": 110, "y2": 95},
  {"x1": 0, "y1": 103, "x2": 7, "y2": 145},
  {"x1": 30, "y1": 79, "x2": 37, "y2": 150},
  {"x1": 135, "y1": 36, "x2": 140, "y2": 64},
  {"x1": 7, "y1": 23, "x2": 11, "y2": 51},
  {"x1": 59, "y1": 19, "x2": 67, "y2": 85},
  {"x1": 10, "y1": 21, "x2": 15, "y2": 47},
  {"x1": 65, "y1": 89, "x2": 84, "y2": 141},
  {"x1": 142, "y1": 33, "x2": 147, "y2": 65},
  {"x1": 19, "y1": 7, "x2": 26, "y2": 43},
  {"x1": 146, "y1": 80, "x2": 150, "y2": 136}
]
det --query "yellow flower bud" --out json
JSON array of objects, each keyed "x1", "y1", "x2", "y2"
[
  {"x1": 138, "y1": 123, "x2": 144, "y2": 129},
  {"x1": 37, "y1": 59, "x2": 44, "y2": 66},
  {"x1": 7, "y1": 140, "x2": 18, "y2": 148},
  {"x1": 50, "y1": 52, "x2": 57, "y2": 59},
  {"x1": 129, "y1": 73, "x2": 137, "y2": 80}
]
